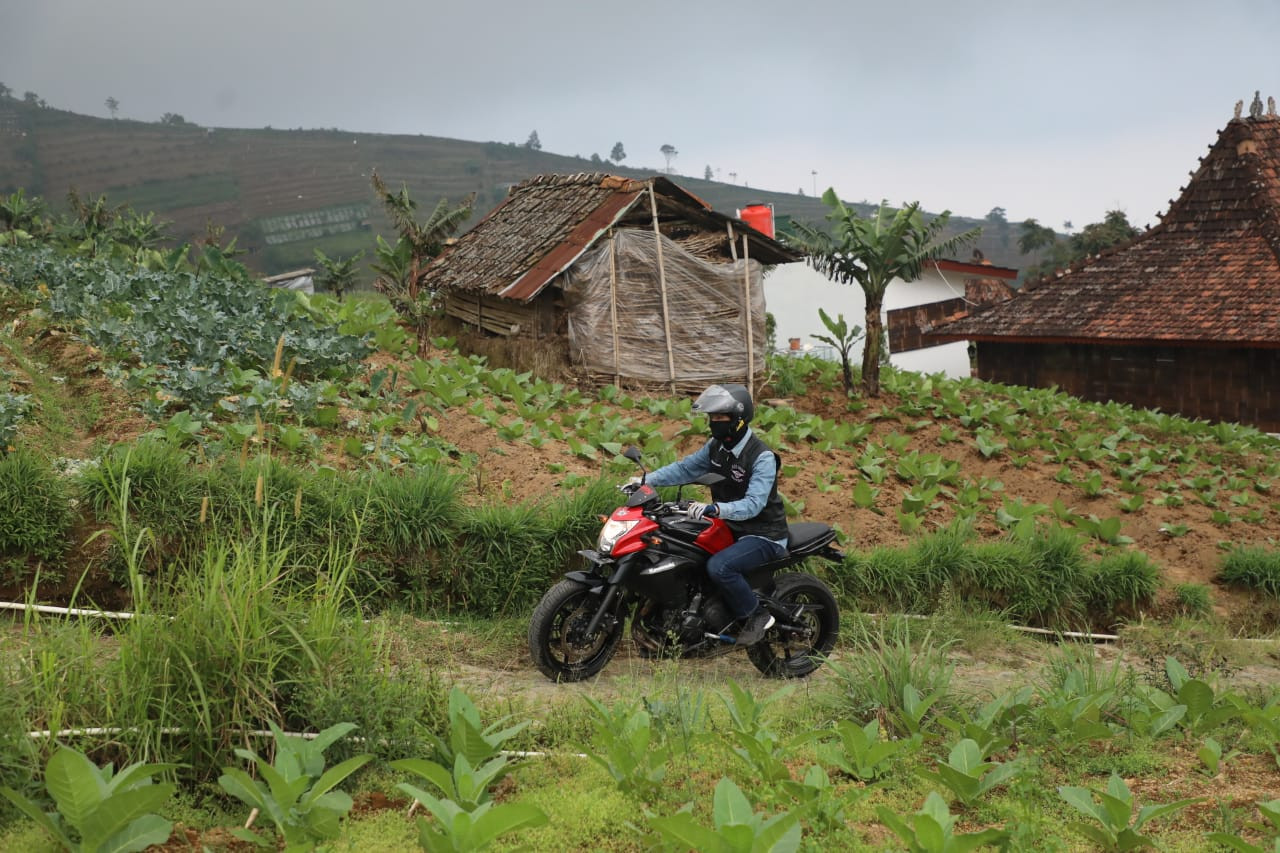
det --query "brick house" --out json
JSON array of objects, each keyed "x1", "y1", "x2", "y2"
[{"x1": 930, "y1": 100, "x2": 1280, "y2": 430}]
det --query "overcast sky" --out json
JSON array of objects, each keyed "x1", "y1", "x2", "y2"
[{"x1": 3, "y1": 0, "x2": 1279, "y2": 230}]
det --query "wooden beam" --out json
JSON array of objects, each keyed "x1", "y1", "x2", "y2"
[
  {"x1": 740, "y1": 229, "x2": 755, "y2": 393},
  {"x1": 648, "y1": 184, "x2": 677, "y2": 393},
  {"x1": 608, "y1": 231, "x2": 620, "y2": 385}
]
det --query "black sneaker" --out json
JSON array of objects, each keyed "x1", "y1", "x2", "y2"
[{"x1": 733, "y1": 608, "x2": 775, "y2": 645}]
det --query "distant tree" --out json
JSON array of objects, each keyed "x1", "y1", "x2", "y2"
[
  {"x1": 610, "y1": 141, "x2": 626, "y2": 163},
  {"x1": 660, "y1": 144, "x2": 678, "y2": 174},
  {"x1": 1017, "y1": 210, "x2": 1138, "y2": 280},
  {"x1": 784, "y1": 191, "x2": 980, "y2": 397},
  {"x1": 23, "y1": 91, "x2": 38, "y2": 105},
  {"x1": 590, "y1": 152, "x2": 603, "y2": 164},
  {"x1": 728, "y1": 171, "x2": 737, "y2": 184},
  {"x1": 798, "y1": 188, "x2": 805, "y2": 196},
  {"x1": 160, "y1": 112, "x2": 186, "y2": 126},
  {"x1": 105, "y1": 96, "x2": 119, "y2": 119},
  {"x1": 524, "y1": 130, "x2": 541, "y2": 150},
  {"x1": 313, "y1": 248, "x2": 364, "y2": 300},
  {"x1": 1063, "y1": 220, "x2": 1073, "y2": 231},
  {"x1": 1017, "y1": 218, "x2": 1057, "y2": 254},
  {"x1": 985, "y1": 207, "x2": 1007, "y2": 224},
  {"x1": 704, "y1": 164, "x2": 714, "y2": 181},
  {"x1": 1071, "y1": 209, "x2": 1139, "y2": 256},
  {"x1": 0, "y1": 83, "x2": 11, "y2": 99}
]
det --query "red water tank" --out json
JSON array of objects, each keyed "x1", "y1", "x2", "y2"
[{"x1": 738, "y1": 203, "x2": 774, "y2": 238}]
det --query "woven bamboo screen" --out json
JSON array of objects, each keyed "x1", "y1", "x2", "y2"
[{"x1": 561, "y1": 229, "x2": 765, "y2": 389}]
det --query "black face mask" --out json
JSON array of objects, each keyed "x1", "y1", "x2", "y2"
[{"x1": 710, "y1": 418, "x2": 743, "y2": 443}]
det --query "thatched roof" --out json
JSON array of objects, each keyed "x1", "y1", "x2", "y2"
[
  {"x1": 420, "y1": 173, "x2": 800, "y2": 303},
  {"x1": 933, "y1": 106, "x2": 1280, "y2": 347}
]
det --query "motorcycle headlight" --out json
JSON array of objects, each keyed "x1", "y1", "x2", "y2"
[{"x1": 598, "y1": 518, "x2": 638, "y2": 555}]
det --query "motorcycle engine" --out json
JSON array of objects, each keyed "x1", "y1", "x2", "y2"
[{"x1": 631, "y1": 593, "x2": 735, "y2": 657}]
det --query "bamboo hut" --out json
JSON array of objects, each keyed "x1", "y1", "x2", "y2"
[{"x1": 419, "y1": 173, "x2": 800, "y2": 392}]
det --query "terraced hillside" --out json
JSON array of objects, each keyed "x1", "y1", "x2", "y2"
[{"x1": 0, "y1": 100, "x2": 1035, "y2": 276}]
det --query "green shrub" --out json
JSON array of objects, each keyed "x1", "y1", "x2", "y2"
[
  {"x1": 452, "y1": 478, "x2": 615, "y2": 616},
  {"x1": 365, "y1": 465, "x2": 463, "y2": 556},
  {"x1": 79, "y1": 438, "x2": 205, "y2": 544},
  {"x1": 1219, "y1": 545, "x2": 1280, "y2": 597},
  {"x1": 1173, "y1": 582, "x2": 1213, "y2": 616},
  {"x1": 956, "y1": 525, "x2": 1089, "y2": 627},
  {"x1": 456, "y1": 500, "x2": 557, "y2": 615},
  {"x1": 839, "y1": 546, "x2": 936, "y2": 612},
  {"x1": 0, "y1": 447, "x2": 71, "y2": 563},
  {"x1": 1089, "y1": 550, "x2": 1160, "y2": 621}
]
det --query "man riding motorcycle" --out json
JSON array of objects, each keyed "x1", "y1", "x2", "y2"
[{"x1": 633, "y1": 383, "x2": 786, "y2": 645}]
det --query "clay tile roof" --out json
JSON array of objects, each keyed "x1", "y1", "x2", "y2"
[
  {"x1": 419, "y1": 172, "x2": 799, "y2": 303},
  {"x1": 933, "y1": 113, "x2": 1280, "y2": 347}
]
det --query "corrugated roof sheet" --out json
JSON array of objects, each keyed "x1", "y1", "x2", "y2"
[
  {"x1": 933, "y1": 113, "x2": 1280, "y2": 347},
  {"x1": 420, "y1": 173, "x2": 799, "y2": 303}
]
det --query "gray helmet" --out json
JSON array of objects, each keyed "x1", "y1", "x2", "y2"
[{"x1": 693, "y1": 384, "x2": 754, "y2": 422}]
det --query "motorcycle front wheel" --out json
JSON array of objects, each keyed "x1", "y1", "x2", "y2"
[
  {"x1": 529, "y1": 580, "x2": 624, "y2": 682},
  {"x1": 748, "y1": 572, "x2": 840, "y2": 679}
]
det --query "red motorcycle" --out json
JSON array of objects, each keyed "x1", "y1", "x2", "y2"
[{"x1": 529, "y1": 447, "x2": 842, "y2": 682}]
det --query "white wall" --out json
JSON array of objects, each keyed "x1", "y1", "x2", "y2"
[{"x1": 763, "y1": 262, "x2": 974, "y2": 379}]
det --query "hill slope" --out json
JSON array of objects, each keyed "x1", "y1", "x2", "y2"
[{"x1": 0, "y1": 100, "x2": 1037, "y2": 276}]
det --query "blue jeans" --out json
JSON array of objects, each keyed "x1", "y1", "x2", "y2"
[{"x1": 707, "y1": 536, "x2": 788, "y2": 619}]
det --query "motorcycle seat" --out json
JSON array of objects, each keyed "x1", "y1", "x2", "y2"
[{"x1": 786, "y1": 522, "x2": 836, "y2": 556}]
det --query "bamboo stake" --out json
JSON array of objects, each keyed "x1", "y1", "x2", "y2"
[
  {"x1": 648, "y1": 184, "x2": 677, "y2": 393},
  {"x1": 736, "y1": 225, "x2": 756, "y2": 393},
  {"x1": 726, "y1": 221, "x2": 738, "y2": 261},
  {"x1": 608, "y1": 230, "x2": 621, "y2": 385}
]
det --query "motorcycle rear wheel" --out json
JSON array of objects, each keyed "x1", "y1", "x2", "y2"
[
  {"x1": 529, "y1": 579, "x2": 623, "y2": 682},
  {"x1": 748, "y1": 572, "x2": 839, "y2": 679}
]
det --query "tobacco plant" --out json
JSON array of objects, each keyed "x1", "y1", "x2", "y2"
[{"x1": 0, "y1": 746, "x2": 177, "y2": 853}]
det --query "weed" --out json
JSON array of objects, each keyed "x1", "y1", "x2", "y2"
[
  {"x1": 825, "y1": 618, "x2": 955, "y2": 737},
  {"x1": 1173, "y1": 583, "x2": 1213, "y2": 616},
  {"x1": 1089, "y1": 551, "x2": 1160, "y2": 623},
  {"x1": 0, "y1": 446, "x2": 71, "y2": 563},
  {"x1": 1219, "y1": 545, "x2": 1280, "y2": 597}
]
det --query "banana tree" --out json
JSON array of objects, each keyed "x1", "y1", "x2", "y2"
[
  {"x1": 785, "y1": 191, "x2": 980, "y2": 397},
  {"x1": 370, "y1": 171, "x2": 472, "y2": 342}
]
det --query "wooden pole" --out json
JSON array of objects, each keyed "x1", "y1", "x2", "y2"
[
  {"x1": 648, "y1": 184, "x2": 677, "y2": 393},
  {"x1": 738, "y1": 227, "x2": 756, "y2": 393},
  {"x1": 726, "y1": 221, "x2": 738, "y2": 261},
  {"x1": 608, "y1": 230, "x2": 621, "y2": 385}
]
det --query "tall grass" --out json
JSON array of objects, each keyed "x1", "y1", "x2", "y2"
[
  {"x1": 0, "y1": 447, "x2": 72, "y2": 565},
  {"x1": 453, "y1": 477, "x2": 618, "y2": 616},
  {"x1": 824, "y1": 616, "x2": 956, "y2": 735},
  {"x1": 1089, "y1": 551, "x2": 1160, "y2": 623},
  {"x1": 7, "y1": 458, "x2": 449, "y2": 782},
  {"x1": 1219, "y1": 545, "x2": 1280, "y2": 597},
  {"x1": 78, "y1": 438, "x2": 205, "y2": 546}
]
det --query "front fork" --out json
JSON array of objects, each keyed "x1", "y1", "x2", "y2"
[{"x1": 569, "y1": 551, "x2": 634, "y2": 640}]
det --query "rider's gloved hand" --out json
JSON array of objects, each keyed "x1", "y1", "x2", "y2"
[
  {"x1": 621, "y1": 476, "x2": 643, "y2": 494},
  {"x1": 687, "y1": 501, "x2": 718, "y2": 520}
]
